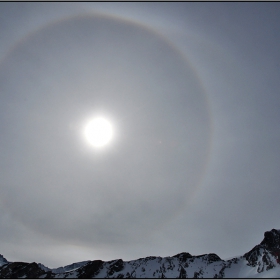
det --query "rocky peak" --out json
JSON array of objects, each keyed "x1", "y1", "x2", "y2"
[
  {"x1": 0, "y1": 255, "x2": 8, "y2": 266},
  {"x1": 172, "y1": 252, "x2": 192, "y2": 262},
  {"x1": 260, "y1": 229, "x2": 280, "y2": 249},
  {"x1": 243, "y1": 229, "x2": 280, "y2": 271},
  {"x1": 0, "y1": 262, "x2": 48, "y2": 278}
]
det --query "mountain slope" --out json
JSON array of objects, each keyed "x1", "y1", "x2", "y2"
[{"x1": 1, "y1": 229, "x2": 280, "y2": 278}]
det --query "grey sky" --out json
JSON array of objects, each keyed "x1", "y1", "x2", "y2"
[{"x1": 0, "y1": 2, "x2": 280, "y2": 268}]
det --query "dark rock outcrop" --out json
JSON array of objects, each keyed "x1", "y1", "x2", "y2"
[
  {"x1": 77, "y1": 260, "x2": 104, "y2": 278},
  {"x1": 0, "y1": 254, "x2": 9, "y2": 265},
  {"x1": 260, "y1": 229, "x2": 280, "y2": 249},
  {"x1": 0, "y1": 262, "x2": 46, "y2": 278},
  {"x1": 172, "y1": 252, "x2": 192, "y2": 262},
  {"x1": 107, "y1": 259, "x2": 124, "y2": 277}
]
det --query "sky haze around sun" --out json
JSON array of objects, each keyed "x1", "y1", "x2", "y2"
[{"x1": 0, "y1": 2, "x2": 280, "y2": 268}]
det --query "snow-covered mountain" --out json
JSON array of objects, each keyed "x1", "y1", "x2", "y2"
[{"x1": 1, "y1": 229, "x2": 280, "y2": 278}]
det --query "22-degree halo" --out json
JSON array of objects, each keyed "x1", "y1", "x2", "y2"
[
  {"x1": 84, "y1": 117, "x2": 113, "y2": 147},
  {"x1": 0, "y1": 12, "x2": 212, "y2": 243}
]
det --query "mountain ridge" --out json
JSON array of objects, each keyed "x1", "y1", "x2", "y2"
[{"x1": 1, "y1": 228, "x2": 280, "y2": 278}]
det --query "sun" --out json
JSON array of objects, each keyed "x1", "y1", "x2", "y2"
[{"x1": 84, "y1": 117, "x2": 113, "y2": 148}]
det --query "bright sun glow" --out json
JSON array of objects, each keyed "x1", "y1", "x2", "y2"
[{"x1": 84, "y1": 117, "x2": 113, "y2": 148}]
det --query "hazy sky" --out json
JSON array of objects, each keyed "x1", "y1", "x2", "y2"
[{"x1": 1, "y1": 2, "x2": 280, "y2": 268}]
